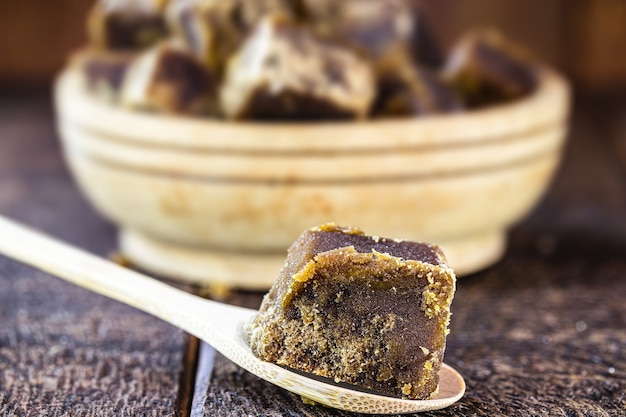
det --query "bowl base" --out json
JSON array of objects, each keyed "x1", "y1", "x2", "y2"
[{"x1": 119, "y1": 230, "x2": 506, "y2": 290}]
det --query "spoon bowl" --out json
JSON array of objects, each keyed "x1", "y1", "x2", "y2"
[{"x1": 0, "y1": 216, "x2": 465, "y2": 414}]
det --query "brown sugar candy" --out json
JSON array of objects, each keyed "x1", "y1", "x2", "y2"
[
  {"x1": 301, "y1": 0, "x2": 451, "y2": 118},
  {"x1": 444, "y1": 29, "x2": 538, "y2": 108},
  {"x1": 246, "y1": 224, "x2": 456, "y2": 400},
  {"x1": 166, "y1": 0, "x2": 304, "y2": 77},
  {"x1": 87, "y1": 0, "x2": 170, "y2": 51},
  {"x1": 374, "y1": 54, "x2": 463, "y2": 117},
  {"x1": 220, "y1": 16, "x2": 375, "y2": 120},
  {"x1": 120, "y1": 41, "x2": 217, "y2": 115},
  {"x1": 74, "y1": 50, "x2": 137, "y2": 102},
  {"x1": 303, "y1": 0, "x2": 415, "y2": 65}
]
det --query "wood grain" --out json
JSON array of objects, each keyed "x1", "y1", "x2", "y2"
[
  {"x1": 0, "y1": 267, "x2": 191, "y2": 417},
  {"x1": 0, "y1": 92, "x2": 194, "y2": 417}
]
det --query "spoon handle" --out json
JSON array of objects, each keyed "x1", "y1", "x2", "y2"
[{"x1": 0, "y1": 215, "x2": 255, "y2": 343}]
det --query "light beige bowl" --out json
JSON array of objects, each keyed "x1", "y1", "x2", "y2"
[{"x1": 55, "y1": 66, "x2": 570, "y2": 289}]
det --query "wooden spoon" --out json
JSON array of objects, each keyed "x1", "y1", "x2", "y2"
[{"x1": 0, "y1": 216, "x2": 465, "y2": 414}]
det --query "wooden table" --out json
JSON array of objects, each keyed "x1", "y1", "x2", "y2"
[{"x1": 0, "y1": 92, "x2": 624, "y2": 416}]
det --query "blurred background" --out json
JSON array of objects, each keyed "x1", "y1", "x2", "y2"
[{"x1": 0, "y1": 0, "x2": 624, "y2": 94}]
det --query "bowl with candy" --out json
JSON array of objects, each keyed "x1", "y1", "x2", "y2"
[{"x1": 55, "y1": 0, "x2": 570, "y2": 289}]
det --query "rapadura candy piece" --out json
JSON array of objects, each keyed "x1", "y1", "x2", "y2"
[
  {"x1": 444, "y1": 30, "x2": 538, "y2": 107},
  {"x1": 87, "y1": 0, "x2": 170, "y2": 51},
  {"x1": 120, "y1": 41, "x2": 217, "y2": 115},
  {"x1": 220, "y1": 16, "x2": 375, "y2": 120}
]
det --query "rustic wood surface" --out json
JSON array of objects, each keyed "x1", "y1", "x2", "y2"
[
  {"x1": 0, "y1": 93, "x2": 195, "y2": 417},
  {"x1": 0, "y1": 93, "x2": 625, "y2": 416}
]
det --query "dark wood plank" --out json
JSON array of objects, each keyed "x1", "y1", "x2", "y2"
[{"x1": 0, "y1": 92, "x2": 195, "y2": 416}]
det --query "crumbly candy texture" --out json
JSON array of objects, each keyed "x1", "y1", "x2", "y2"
[{"x1": 246, "y1": 224, "x2": 456, "y2": 400}]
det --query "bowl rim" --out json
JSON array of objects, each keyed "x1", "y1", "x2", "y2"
[{"x1": 55, "y1": 64, "x2": 570, "y2": 154}]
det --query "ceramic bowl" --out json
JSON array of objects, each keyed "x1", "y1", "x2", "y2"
[{"x1": 55, "y1": 66, "x2": 570, "y2": 289}]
